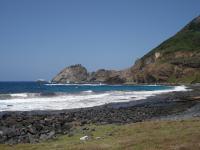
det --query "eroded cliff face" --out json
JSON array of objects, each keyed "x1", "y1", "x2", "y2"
[
  {"x1": 130, "y1": 16, "x2": 200, "y2": 84},
  {"x1": 130, "y1": 51, "x2": 200, "y2": 83}
]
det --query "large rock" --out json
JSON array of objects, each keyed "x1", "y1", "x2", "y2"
[
  {"x1": 88, "y1": 69, "x2": 124, "y2": 83},
  {"x1": 52, "y1": 64, "x2": 88, "y2": 83},
  {"x1": 52, "y1": 66, "x2": 126, "y2": 84},
  {"x1": 104, "y1": 75, "x2": 126, "y2": 84},
  {"x1": 89, "y1": 69, "x2": 126, "y2": 84}
]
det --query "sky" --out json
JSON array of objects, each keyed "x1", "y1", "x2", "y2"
[{"x1": 0, "y1": 0, "x2": 200, "y2": 81}]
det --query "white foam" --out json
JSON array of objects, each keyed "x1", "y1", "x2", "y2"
[
  {"x1": 45, "y1": 83, "x2": 106, "y2": 86},
  {"x1": 173, "y1": 85, "x2": 189, "y2": 91},
  {"x1": 0, "y1": 86, "x2": 188, "y2": 111},
  {"x1": 10, "y1": 93, "x2": 28, "y2": 98},
  {"x1": 82, "y1": 90, "x2": 93, "y2": 93}
]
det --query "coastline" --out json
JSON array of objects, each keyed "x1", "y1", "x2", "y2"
[
  {"x1": 0, "y1": 84, "x2": 200, "y2": 144},
  {"x1": 0, "y1": 84, "x2": 189, "y2": 113},
  {"x1": 0, "y1": 84, "x2": 187, "y2": 112}
]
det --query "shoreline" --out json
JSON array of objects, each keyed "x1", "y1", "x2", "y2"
[
  {"x1": 0, "y1": 84, "x2": 187, "y2": 112},
  {"x1": 0, "y1": 85, "x2": 200, "y2": 144}
]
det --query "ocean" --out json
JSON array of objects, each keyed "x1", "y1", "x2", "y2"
[{"x1": 0, "y1": 82, "x2": 187, "y2": 111}]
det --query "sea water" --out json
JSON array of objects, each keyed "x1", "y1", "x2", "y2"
[{"x1": 0, "y1": 82, "x2": 187, "y2": 111}]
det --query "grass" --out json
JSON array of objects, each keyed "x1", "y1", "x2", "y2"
[
  {"x1": 142, "y1": 21, "x2": 200, "y2": 60},
  {"x1": 1, "y1": 118, "x2": 200, "y2": 150}
]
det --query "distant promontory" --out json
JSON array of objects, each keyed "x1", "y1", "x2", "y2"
[{"x1": 52, "y1": 64, "x2": 129, "y2": 84}]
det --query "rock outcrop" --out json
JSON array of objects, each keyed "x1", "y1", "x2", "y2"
[
  {"x1": 52, "y1": 64, "x2": 88, "y2": 83},
  {"x1": 88, "y1": 69, "x2": 125, "y2": 84},
  {"x1": 52, "y1": 66, "x2": 126, "y2": 84}
]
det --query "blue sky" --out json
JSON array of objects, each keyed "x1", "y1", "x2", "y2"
[{"x1": 0, "y1": 0, "x2": 200, "y2": 81}]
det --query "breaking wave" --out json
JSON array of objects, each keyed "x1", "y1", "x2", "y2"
[
  {"x1": 45, "y1": 83, "x2": 106, "y2": 86},
  {"x1": 0, "y1": 85, "x2": 188, "y2": 111}
]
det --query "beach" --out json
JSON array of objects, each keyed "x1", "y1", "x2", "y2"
[{"x1": 0, "y1": 84, "x2": 200, "y2": 144}]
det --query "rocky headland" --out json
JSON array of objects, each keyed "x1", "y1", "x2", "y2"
[
  {"x1": 52, "y1": 64, "x2": 128, "y2": 84},
  {"x1": 52, "y1": 16, "x2": 200, "y2": 84}
]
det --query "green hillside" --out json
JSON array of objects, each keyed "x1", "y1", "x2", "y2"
[
  {"x1": 143, "y1": 16, "x2": 200, "y2": 59},
  {"x1": 132, "y1": 16, "x2": 200, "y2": 84}
]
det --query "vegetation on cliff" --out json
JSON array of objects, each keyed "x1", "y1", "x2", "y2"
[{"x1": 131, "y1": 16, "x2": 200, "y2": 84}]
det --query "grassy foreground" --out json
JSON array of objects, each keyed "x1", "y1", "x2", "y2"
[{"x1": 1, "y1": 119, "x2": 200, "y2": 150}]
